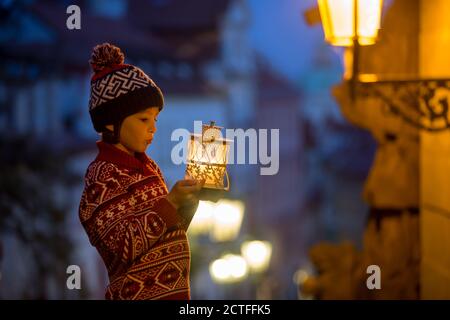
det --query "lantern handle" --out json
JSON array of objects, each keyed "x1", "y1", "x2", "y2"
[{"x1": 223, "y1": 170, "x2": 230, "y2": 191}]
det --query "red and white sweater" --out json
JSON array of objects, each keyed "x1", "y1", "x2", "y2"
[{"x1": 79, "y1": 141, "x2": 190, "y2": 300}]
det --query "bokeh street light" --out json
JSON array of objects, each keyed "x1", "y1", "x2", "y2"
[
  {"x1": 189, "y1": 199, "x2": 245, "y2": 241},
  {"x1": 241, "y1": 240, "x2": 272, "y2": 273},
  {"x1": 188, "y1": 200, "x2": 215, "y2": 236},
  {"x1": 209, "y1": 254, "x2": 249, "y2": 284},
  {"x1": 210, "y1": 199, "x2": 244, "y2": 242}
]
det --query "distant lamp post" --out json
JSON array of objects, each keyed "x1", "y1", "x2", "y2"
[
  {"x1": 189, "y1": 199, "x2": 245, "y2": 241},
  {"x1": 209, "y1": 254, "x2": 249, "y2": 284},
  {"x1": 188, "y1": 201, "x2": 215, "y2": 236},
  {"x1": 241, "y1": 240, "x2": 272, "y2": 273},
  {"x1": 317, "y1": 0, "x2": 383, "y2": 47},
  {"x1": 186, "y1": 121, "x2": 231, "y2": 200},
  {"x1": 210, "y1": 199, "x2": 245, "y2": 242}
]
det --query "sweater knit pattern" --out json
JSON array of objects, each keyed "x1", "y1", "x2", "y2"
[{"x1": 79, "y1": 142, "x2": 190, "y2": 300}]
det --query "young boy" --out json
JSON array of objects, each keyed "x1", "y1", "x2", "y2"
[{"x1": 79, "y1": 43, "x2": 203, "y2": 300}]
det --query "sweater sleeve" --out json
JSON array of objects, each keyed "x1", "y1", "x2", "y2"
[
  {"x1": 81, "y1": 182, "x2": 182, "y2": 267},
  {"x1": 177, "y1": 202, "x2": 199, "y2": 231}
]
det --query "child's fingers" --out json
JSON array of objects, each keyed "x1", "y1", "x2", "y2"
[
  {"x1": 185, "y1": 183, "x2": 203, "y2": 193},
  {"x1": 178, "y1": 178, "x2": 205, "y2": 186},
  {"x1": 174, "y1": 179, "x2": 203, "y2": 193},
  {"x1": 178, "y1": 181, "x2": 204, "y2": 193},
  {"x1": 177, "y1": 179, "x2": 198, "y2": 186}
]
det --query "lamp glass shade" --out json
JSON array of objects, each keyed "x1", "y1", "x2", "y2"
[{"x1": 318, "y1": 0, "x2": 383, "y2": 46}]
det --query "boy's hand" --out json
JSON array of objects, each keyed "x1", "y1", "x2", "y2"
[{"x1": 166, "y1": 179, "x2": 205, "y2": 211}]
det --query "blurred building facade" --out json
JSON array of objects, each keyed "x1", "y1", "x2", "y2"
[
  {"x1": 419, "y1": 0, "x2": 450, "y2": 299},
  {"x1": 348, "y1": 0, "x2": 450, "y2": 299},
  {"x1": 0, "y1": 0, "x2": 237, "y2": 299},
  {"x1": 301, "y1": 0, "x2": 450, "y2": 299},
  {"x1": 0, "y1": 0, "x2": 393, "y2": 300}
]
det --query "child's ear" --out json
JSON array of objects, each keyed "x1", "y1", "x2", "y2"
[{"x1": 105, "y1": 124, "x2": 114, "y2": 131}]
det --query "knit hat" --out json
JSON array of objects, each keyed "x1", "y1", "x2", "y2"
[{"x1": 88, "y1": 43, "x2": 164, "y2": 133}]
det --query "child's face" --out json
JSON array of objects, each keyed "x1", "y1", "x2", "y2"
[{"x1": 115, "y1": 107, "x2": 159, "y2": 155}]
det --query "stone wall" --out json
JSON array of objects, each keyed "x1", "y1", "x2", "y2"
[{"x1": 419, "y1": 0, "x2": 450, "y2": 299}]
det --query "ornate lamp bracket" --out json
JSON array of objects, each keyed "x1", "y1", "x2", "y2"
[{"x1": 355, "y1": 76, "x2": 450, "y2": 132}]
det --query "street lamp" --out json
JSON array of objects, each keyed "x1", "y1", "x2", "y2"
[
  {"x1": 318, "y1": 0, "x2": 383, "y2": 91},
  {"x1": 314, "y1": 0, "x2": 450, "y2": 131},
  {"x1": 210, "y1": 199, "x2": 244, "y2": 242},
  {"x1": 188, "y1": 201, "x2": 215, "y2": 236},
  {"x1": 209, "y1": 254, "x2": 249, "y2": 284},
  {"x1": 241, "y1": 240, "x2": 272, "y2": 273},
  {"x1": 189, "y1": 199, "x2": 245, "y2": 241},
  {"x1": 318, "y1": 0, "x2": 383, "y2": 47}
]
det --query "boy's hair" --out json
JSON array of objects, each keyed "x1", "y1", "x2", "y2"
[
  {"x1": 88, "y1": 43, "x2": 164, "y2": 143},
  {"x1": 101, "y1": 119, "x2": 123, "y2": 144}
]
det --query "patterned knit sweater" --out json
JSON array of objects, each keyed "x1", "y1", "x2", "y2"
[{"x1": 79, "y1": 141, "x2": 191, "y2": 300}]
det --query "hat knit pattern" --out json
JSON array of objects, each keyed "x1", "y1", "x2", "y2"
[{"x1": 88, "y1": 43, "x2": 164, "y2": 133}]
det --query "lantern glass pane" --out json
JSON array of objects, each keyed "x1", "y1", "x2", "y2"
[
  {"x1": 357, "y1": 0, "x2": 382, "y2": 45},
  {"x1": 185, "y1": 134, "x2": 230, "y2": 189},
  {"x1": 319, "y1": 0, "x2": 354, "y2": 46},
  {"x1": 318, "y1": 0, "x2": 383, "y2": 46}
]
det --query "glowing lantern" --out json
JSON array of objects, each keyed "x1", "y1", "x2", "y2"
[{"x1": 185, "y1": 121, "x2": 231, "y2": 196}]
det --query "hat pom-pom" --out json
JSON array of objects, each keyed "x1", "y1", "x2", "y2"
[{"x1": 89, "y1": 43, "x2": 125, "y2": 73}]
